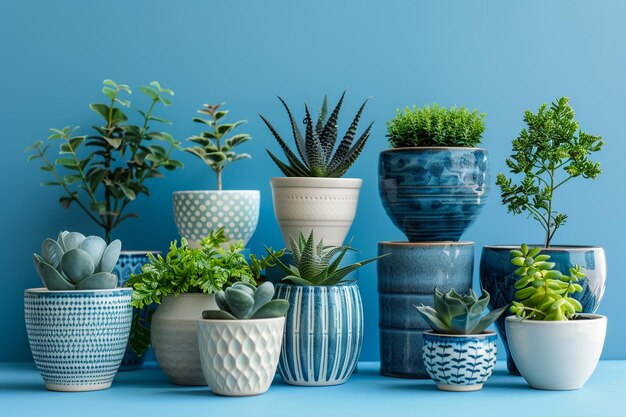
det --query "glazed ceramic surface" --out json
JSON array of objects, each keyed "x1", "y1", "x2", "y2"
[
  {"x1": 151, "y1": 293, "x2": 218, "y2": 385},
  {"x1": 172, "y1": 190, "x2": 260, "y2": 247},
  {"x1": 24, "y1": 288, "x2": 132, "y2": 392},
  {"x1": 265, "y1": 250, "x2": 360, "y2": 283},
  {"x1": 274, "y1": 281, "x2": 363, "y2": 386},
  {"x1": 377, "y1": 242, "x2": 474, "y2": 378},
  {"x1": 270, "y1": 177, "x2": 362, "y2": 247},
  {"x1": 378, "y1": 148, "x2": 489, "y2": 242},
  {"x1": 423, "y1": 331, "x2": 497, "y2": 392},
  {"x1": 197, "y1": 317, "x2": 285, "y2": 396},
  {"x1": 480, "y1": 245, "x2": 606, "y2": 374},
  {"x1": 506, "y1": 315, "x2": 607, "y2": 390}
]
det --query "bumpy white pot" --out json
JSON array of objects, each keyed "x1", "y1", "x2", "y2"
[
  {"x1": 505, "y1": 314, "x2": 607, "y2": 390},
  {"x1": 151, "y1": 293, "x2": 217, "y2": 385},
  {"x1": 197, "y1": 317, "x2": 285, "y2": 396},
  {"x1": 270, "y1": 177, "x2": 362, "y2": 247}
]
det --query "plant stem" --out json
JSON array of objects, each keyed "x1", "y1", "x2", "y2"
[
  {"x1": 545, "y1": 165, "x2": 555, "y2": 248},
  {"x1": 216, "y1": 168, "x2": 222, "y2": 191}
]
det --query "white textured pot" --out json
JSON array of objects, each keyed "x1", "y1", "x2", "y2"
[
  {"x1": 270, "y1": 177, "x2": 362, "y2": 247},
  {"x1": 505, "y1": 314, "x2": 607, "y2": 390},
  {"x1": 151, "y1": 293, "x2": 217, "y2": 385},
  {"x1": 172, "y1": 190, "x2": 260, "y2": 247},
  {"x1": 197, "y1": 317, "x2": 285, "y2": 396}
]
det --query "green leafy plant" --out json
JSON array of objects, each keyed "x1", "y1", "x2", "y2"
[
  {"x1": 386, "y1": 104, "x2": 485, "y2": 148},
  {"x1": 260, "y1": 92, "x2": 373, "y2": 177},
  {"x1": 415, "y1": 288, "x2": 506, "y2": 335},
  {"x1": 265, "y1": 231, "x2": 385, "y2": 286},
  {"x1": 202, "y1": 281, "x2": 289, "y2": 320},
  {"x1": 496, "y1": 97, "x2": 603, "y2": 248},
  {"x1": 26, "y1": 79, "x2": 183, "y2": 243},
  {"x1": 185, "y1": 103, "x2": 252, "y2": 190},
  {"x1": 509, "y1": 244, "x2": 584, "y2": 321}
]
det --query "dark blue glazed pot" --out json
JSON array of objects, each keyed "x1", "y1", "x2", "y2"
[
  {"x1": 378, "y1": 148, "x2": 489, "y2": 242},
  {"x1": 378, "y1": 242, "x2": 474, "y2": 378},
  {"x1": 480, "y1": 245, "x2": 607, "y2": 374},
  {"x1": 274, "y1": 281, "x2": 363, "y2": 386}
]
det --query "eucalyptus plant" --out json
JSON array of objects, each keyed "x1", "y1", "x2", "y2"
[
  {"x1": 202, "y1": 281, "x2": 289, "y2": 320},
  {"x1": 496, "y1": 97, "x2": 603, "y2": 248},
  {"x1": 26, "y1": 79, "x2": 183, "y2": 243}
]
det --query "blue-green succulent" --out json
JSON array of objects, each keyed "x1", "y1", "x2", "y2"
[
  {"x1": 202, "y1": 281, "x2": 289, "y2": 320},
  {"x1": 33, "y1": 231, "x2": 121, "y2": 290}
]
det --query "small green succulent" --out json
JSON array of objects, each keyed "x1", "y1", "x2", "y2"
[
  {"x1": 415, "y1": 288, "x2": 507, "y2": 335},
  {"x1": 33, "y1": 231, "x2": 121, "y2": 290},
  {"x1": 202, "y1": 281, "x2": 289, "y2": 320},
  {"x1": 509, "y1": 244, "x2": 584, "y2": 321}
]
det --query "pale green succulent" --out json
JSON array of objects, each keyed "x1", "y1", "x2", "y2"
[
  {"x1": 415, "y1": 288, "x2": 507, "y2": 335},
  {"x1": 33, "y1": 231, "x2": 121, "y2": 290},
  {"x1": 202, "y1": 282, "x2": 289, "y2": 320}
]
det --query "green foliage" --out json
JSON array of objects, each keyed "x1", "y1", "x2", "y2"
[
  {"x1": 509, "y1": 244, "x2": 584, "y2": 321},
  {"x1": 265, "y1": 231, "x2": 385, "y2": 286},
  {"x1": 202, "y1": 281, "x2": 289, "y2": 320},
  {"x1": 26, "y1": 80, "x2": 183, "y2": 243},
  {"x1": 261, "y1": 92, "x2": 374, "y2": 177},
  {"x1": 496, "y1": 97, "x2": 603, "y2": 247},
  {"x1": 185, "y1": 103, "x2": 252, "y2": 190},
  {"x1": 415, "y1": 288, "x2": 507, "y2": 335},
  {"x1": 386, "y1": 104, "x2": 485, "y2": 148}
]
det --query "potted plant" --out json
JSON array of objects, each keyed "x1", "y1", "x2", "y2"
[
  {"x1": 505, "y1": 245, "x2": 607, "y2": 390},
  {"x1": 173, "y1": 103, "x2": 259, "y2": 247},
  {"x1": 260, "y1": 92, "x2": 373, "y2": 246},
  {"x1": 127, "y1": 228, "x2": 281, "y2": 386},
  {"x1": 197, "y1": 281, "x2": 289, "y2": 396},
  {"x1": 379, "y1": 104, "x2": 488, "y2": 241},
  {"x1": 415, "y1": 288, "x2": 506, "y2": 392},
  {"x1": 480, "y1": 97, "x2": 606, "y2": 374},
  {"x1": 26, "y1": 231, "x2": 131, "y2": 391},
  {"x1": 266, "y1": 231, "x2": 384, "y2": 386}
]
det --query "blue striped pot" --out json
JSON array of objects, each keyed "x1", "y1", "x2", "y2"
[
  {"x1": 422, "y1": 331, "x2": 497, "y2": 392},
  {"x1": 274, "y1": 281, "x2": 363, "y2": 386},
  {"x1": 24, "y1": 288, "x2": 132, "y2": 392}
]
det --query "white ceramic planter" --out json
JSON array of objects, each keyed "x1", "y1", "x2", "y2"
[
  {"x1": 270, "y1": 177, "x2": 362, "y2": 247},
  {"x1": 505, "y1": 314, "x2": 607, "y2": 390},
  {"x1": 172, "y1": 190, "x2": 260, "y2": 247},
  {"x1": 151, "y1": 293, "x2": 217, "y2": 385},
  {"x1": 197, "y1": 317, "x2": 285, "y2": 396}
]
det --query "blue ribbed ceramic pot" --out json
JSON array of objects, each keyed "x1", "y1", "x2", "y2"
[
  {"x1": 274, "y1": 281, "x2": 363, "y2": 386},
  {"x1": 378, "y1": 148, "x2": 489, "y2": 242},
  {"x1": 378, "y1": 242, "x2": 474, "y2": 378},
  {"x1": 480, "y1": 245, "x2": 606, "y2": 374},
  {"x1": 24, "y1": 288, "x2": 132, "y2": 392}
]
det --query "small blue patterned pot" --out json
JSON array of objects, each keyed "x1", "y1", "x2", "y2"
[
  {"x1": 274, "y1": 281, "x2": 363, "y2": 386},
  {"x1": 378, "y1": 242, "x2": 474, "y2": 378},
  {"x1": 24, "y1": 288, "x2": 132, "y2": 392},
  {"x1": 423, "y1": 331, "x2": 497, "y2": 391},
  {"x1": 378, "y1": 147, "x2": 489, "y2": 242}
]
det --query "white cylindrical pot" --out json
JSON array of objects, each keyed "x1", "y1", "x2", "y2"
[
  {"x1": 270, "y1": 177, "x2": 362, "y2": 247},
  {"x1": 172, "y1": 190, "x2": 260, "y2": 247},
  {"x1": 505, "y1": 314, "x2": 607, "y2": 390},
  {"x1": 151, "y1": 293, "x2": 217, "y2": 385},
  {"x1": 197, "y1": 317, "x2": 285, "y2": 396}
]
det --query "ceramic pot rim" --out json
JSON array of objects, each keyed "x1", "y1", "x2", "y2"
[
  {"x1": 197, "y1": 316, "x2": 285, "y2": 325},
  {"x1": 379, "y1": 241, "x2": 474, "y2": 246},
  {"x1": 505, "y1": 314, "x2": 607, "y2": 325},
  {"x1": 25, "y1": 287, "x2": 131, "y2": 296},
  {"x1": 423, "y1": 330, "x2": 497, "y2": 338},
  {"x1": 173, "y1": 190, "x2": 260, "y2": 195},
  {"x1": 270, "y1": 177, "x2": 362, "y2": 188},
  {"x1": 484, "y1": 244, "x2": 603, "y2": 251},
  {"x1": 381, "y1": 147, "x2": 487, "y2": 152},
  {"x1": 120, "y1": 250, "x2": 161, "y2": 255},
  {"x1": 275, "y1": 279, "x2": 358, "y2": 288},
  {"x1": 162, "y1": 292, "x2": 217, "y2": 299}
]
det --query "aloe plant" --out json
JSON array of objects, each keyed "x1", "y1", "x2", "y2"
[
  {"x1": 260, "y1": 92, "x2": 373, "y2": 177},
  {"x1": 202, "y1": 282, "x2": 289, "y2": 320},
  {"x1": 33, "y1": 231, "x2": 121, "y2": 290},
  {"x1": 415, "y1": 288, "x2": 507, "y2": 335}
]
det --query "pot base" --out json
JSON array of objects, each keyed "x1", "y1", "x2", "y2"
[
  {"x1": 436, "y1": 383, "x2": 483, "y2": 392},
  {"x1": 46, "y1": 382, "x2": 112, "y2": 392}
]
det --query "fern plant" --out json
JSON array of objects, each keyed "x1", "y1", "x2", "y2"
[{"x1": 260, "y1": 92, "x2": 373, "y2": 177}]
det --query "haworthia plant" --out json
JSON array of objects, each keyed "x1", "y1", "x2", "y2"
[{"x1": 201, "y1": 281, "x2": 289, "y2": 320}]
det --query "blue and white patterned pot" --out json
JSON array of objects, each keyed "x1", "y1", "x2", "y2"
[
  {"x1": 24, "y1": 288, "x2": 132, "y2": 392},
  {"x1": 274, "y1": 281, "x2": 363, "y2": 386},
  {"x1": 423, "y1": 331, "x2": 497, "y2": 391}
]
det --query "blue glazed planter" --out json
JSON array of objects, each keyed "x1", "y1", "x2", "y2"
[
  {"x1": 378, "y1": 241, "x2": 474, "y2": 378},
  {"x1": 274, "y1": 281, "x2": 363, "y2": 386},
  {"x1": 480, "y1": 245, "x2": 606, "y2": 374},
  {"x1": 378, "y1": 147, "x2": 489, "y2": 242},
  {"x1": 423, "y1": 331, "x2": 497, "y2": 391}
]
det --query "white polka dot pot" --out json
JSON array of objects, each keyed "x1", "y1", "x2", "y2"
[
  {"x1": 270, "y1": 177, "x2": 362, "y2": 247},
  {"x1": 172, "y1": 190, "x2": 260, "y2": 247}
]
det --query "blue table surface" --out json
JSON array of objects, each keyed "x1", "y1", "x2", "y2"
[{"x1": 1, "y1": 361, "x2": 624, "y2": 417}]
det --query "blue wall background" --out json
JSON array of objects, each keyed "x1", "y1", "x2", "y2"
[{"x1": 2, "y1": 0, "x2": 624, "y2": 362}]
